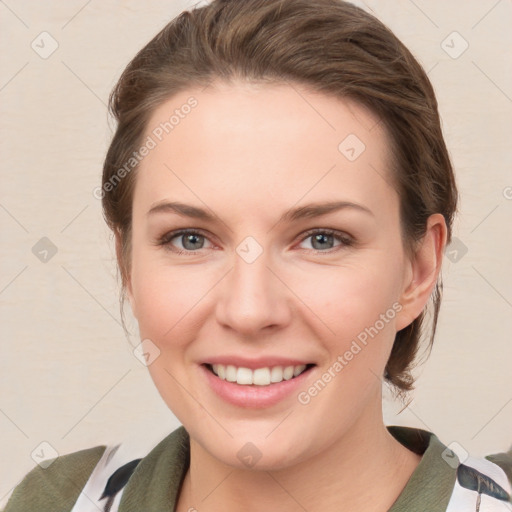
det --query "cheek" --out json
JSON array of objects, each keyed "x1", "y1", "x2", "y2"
[
  {"x1": 133, "y1": 273, "x2": 202, "y2": 344},
  {"x1": 292, "y1": 257, "x2": 403, "y2": 343},
  {"x1": 130, "y1": 248, "x2": 228, "y2": 356}
]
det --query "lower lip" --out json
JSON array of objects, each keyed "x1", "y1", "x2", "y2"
[{"x1": 200, "y1": 364, "x2": 315, "y2": 408}]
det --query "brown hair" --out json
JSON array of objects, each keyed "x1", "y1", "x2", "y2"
[{"x1": 101, "y1": 0, "x2": 458, "y2": 398}]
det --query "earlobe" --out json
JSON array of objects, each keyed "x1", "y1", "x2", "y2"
[{"x1": 395, "y1": 213, "x2": 447, "y2": 331}]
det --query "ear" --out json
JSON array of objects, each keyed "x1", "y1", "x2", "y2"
[
  {"x1": 395, "y1": 213, "x2": 448, "y2": 331},
  {"x1": 114, "y1": 230, "x2": 137, "y2": 319}
]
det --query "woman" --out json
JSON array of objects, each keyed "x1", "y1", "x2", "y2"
[{"x1": 4, "y1": 0, "x2": 511, "y2": 511}]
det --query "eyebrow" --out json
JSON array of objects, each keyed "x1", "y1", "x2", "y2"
[{"x1": 147, "y1": 200, "x2": 374, "y2": 223}]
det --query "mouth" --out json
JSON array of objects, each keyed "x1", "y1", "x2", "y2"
[{"x1": 203, "y1": 362, "x2": 316, "y2": 386}]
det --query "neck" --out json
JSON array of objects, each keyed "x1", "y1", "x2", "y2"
[{"x1": 176, "y1": 399, "x2": 422, "y2": 512}]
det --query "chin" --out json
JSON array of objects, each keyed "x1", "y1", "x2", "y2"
[{"x1": 196, "y1": 427, "x2": 312, "y2": 472}]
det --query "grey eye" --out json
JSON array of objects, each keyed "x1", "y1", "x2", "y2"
[
  {"x1": 179, "y1": 233, "x2": 206, "y2": 250},
  {"x1": 309, "y1": 233, "x2": 336, "y2": 250}
]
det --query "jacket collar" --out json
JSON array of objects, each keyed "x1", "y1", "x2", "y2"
[{"x1": 118, "y1": 425, "x2": 456, "y2": 511}]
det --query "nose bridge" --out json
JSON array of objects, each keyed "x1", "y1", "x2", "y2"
[{"x1": 216, "y1": 235, "x2": 290, "y2": 334}]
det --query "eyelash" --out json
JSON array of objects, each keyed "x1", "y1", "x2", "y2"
[{"x1": 156, "y1": 228, "x2": 354, "y2": 255}]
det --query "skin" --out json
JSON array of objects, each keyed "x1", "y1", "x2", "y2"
[{"x1": 120, "y1": 80, "x2": 447, "y2": 512}]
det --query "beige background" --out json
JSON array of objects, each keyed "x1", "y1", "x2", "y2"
[{"x1": 1, "y1": 0, "x2": 511, "y2": 505}]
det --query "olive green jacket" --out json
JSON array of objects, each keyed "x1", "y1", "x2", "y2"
[{"x1": 4, "y1": 425, "x2": 512, "y2": 511}]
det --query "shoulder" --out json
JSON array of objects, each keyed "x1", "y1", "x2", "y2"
[
  {"x1": 63, "y1": 425, "x2": 189, "y2": 511},
  {"x1": 386, "y1": 426, "x2": 512, "y2": 511},
  {"x1": 2, "y1": 426, "x2": 190, "y2": 512},
  {"x1": 447, "y1": 444, "x2": 512, "y2": 511},
  {"x1": 485, "y1": 448, "x2": 512, "y2": 488},
  {"x1": 2, "y1": 445, "x2": 107, "y2": 512}
]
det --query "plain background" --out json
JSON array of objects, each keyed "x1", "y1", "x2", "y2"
[{"x1": 1, "y1": 0, "x2": 511, "y2": 504}]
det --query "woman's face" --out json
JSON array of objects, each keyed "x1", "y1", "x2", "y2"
[{"x1": 126, "y1": 81, "x2": 423, "y2": 469}]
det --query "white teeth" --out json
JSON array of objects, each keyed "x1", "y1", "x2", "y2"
[
  {"x1": 283, "y1": 366, "x2": 294, "y2": 380},
  {"x1": 225, "y1": 365, "x2": 237, "y2": 382},
  {"x1": 293, "y1": 364, "x2": 306, "y2": 377},
  {"x1": 209, "y1": 363, "x2": 310, "y2": 386},
  {"x1": 253, "y1": 368, "x2": 270, "y2": 386},
  {"x1": 270, "y1": 366, "x2": 283, "y2": 383},
  {"x1": 236, "y1": 367, "x2": 253, "y2": 385}
]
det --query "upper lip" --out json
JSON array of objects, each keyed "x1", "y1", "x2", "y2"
[{"x1": 203, "y1": 356, "x2": 315, "y2": 370}]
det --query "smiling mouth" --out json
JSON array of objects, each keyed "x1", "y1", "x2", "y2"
[{"x1": 204, "y1": 363, "x2": 316, "y2": 386}]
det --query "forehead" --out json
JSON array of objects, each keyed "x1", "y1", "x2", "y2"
[
  {"x1": 145, "y1": 80, "x2": 386, "y2": 152},
  {"x1": 133, "y1": 81, "x2": 397, "y2": 221}
]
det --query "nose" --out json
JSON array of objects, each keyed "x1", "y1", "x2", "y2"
[{"x1": 215, "y1": 245, "x2": 292, "y2": 337}]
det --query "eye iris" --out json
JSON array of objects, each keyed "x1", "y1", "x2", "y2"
[
  {"x1": 182, "y1": 233, "x2": 204, "y2": 250},
  {"x1": 311, "y1": 233, "x2": 333, "y2": 250}
]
